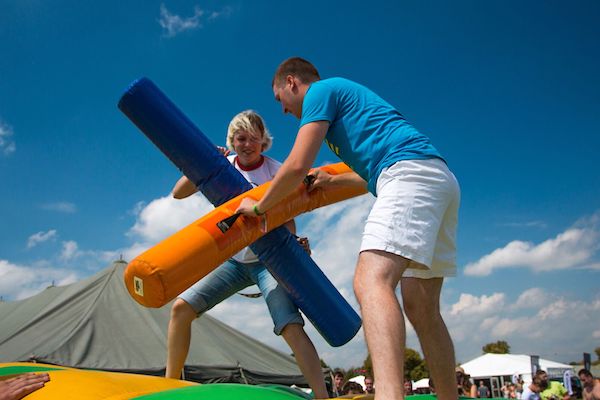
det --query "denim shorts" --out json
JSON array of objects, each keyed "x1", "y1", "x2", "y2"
[{"x1": 179, "y1": 258, "x2": 304, "y2": 335}]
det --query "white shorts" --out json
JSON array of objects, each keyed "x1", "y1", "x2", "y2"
[{"x1": 360, "y1": 158, "x2": 460, "y2": 279}]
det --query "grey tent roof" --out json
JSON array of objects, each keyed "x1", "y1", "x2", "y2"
[{"x1": 0, "y1": 261, "x2": 306, "y2": 385}]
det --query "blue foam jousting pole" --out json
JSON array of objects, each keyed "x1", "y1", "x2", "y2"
[{"x1": 118, "y1": 77, "x2": 361, "y2": 347}]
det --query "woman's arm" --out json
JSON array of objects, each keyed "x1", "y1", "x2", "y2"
[{"x1": 172, "y1": 176, "x2": 198, "y2": 199}]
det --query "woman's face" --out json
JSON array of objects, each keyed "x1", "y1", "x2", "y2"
[{"x1": 232, "y1": 130, "x2": 262, "y2": 166}]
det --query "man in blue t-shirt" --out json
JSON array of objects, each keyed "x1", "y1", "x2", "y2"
[{"x1": 237, "y1": 57, "x2": 460, "y2": 400}]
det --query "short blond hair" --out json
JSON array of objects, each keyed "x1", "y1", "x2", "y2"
[{"x1": 226, "y1": 110, "x2": 273, "y2": 152}]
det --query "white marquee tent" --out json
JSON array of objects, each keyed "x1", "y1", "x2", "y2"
[{"x1": 460, "y1": 353, "x2": 573, "y2": 381}]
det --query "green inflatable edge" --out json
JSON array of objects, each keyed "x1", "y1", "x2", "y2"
[
  {"x1": 0, "y1": 365, "x2": 64, "y2": 377},
  {"x1": 131, "y1": 383, "x2": 308, "y2": 400},
  {"x1": 131, "y1": 384, "x2": 497, "y2": 400}
]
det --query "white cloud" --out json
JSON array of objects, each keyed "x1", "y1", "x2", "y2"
[
  {"x1": 464, "y1": 227, "x2": 599, "y2": 276},
  {"x1": 0, "y1": 259, "x2": 78, "y2": 300},
  {"x1": 0, "y1": 119, "x2": 16, "y2": 155},
  {"x1": 60, "y1": 240, "x2": 79, "y2": 261},
  {"x1": 158, "y1": 3, "x2": 232, "y2": 38},
  {"x1": 27, "y1": 229, "x2": 57, "y2": 249},
  {"x1": 479, "y1": 316, "x2": 500, "y2": 331},
  {"x1": 40, "y1": 202, "x2": 77, "y2": 213},
  {"x1": 499, "y1": 221, "x2": 547, "y2": 229},
  {"x1": 208, "y1": 7, "x2": 233, "y2": 21},
  {"x1": 493, "y1": 316, "x2": 538, "y2": 338},
  {"x1": 446, "y1": 288, "x2": 600, "y2": 363},
  {"x1": 512, "y1": 287, "x2": 549, "y2": 310},
  {"x1": 450, "y1": 293, "x2": 506, "y2": 316},
  {"x1": 128, "y1": 194, "x2": 213, "y2": 243},
  {"x1": 159, "y1": 4, "x2": 203, "y2": 37},
  {"x1": 584, "y1": 262, "x2": 600, "y2": 270}
]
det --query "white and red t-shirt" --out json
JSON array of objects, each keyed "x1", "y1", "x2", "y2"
[{"x1": 227, "y1": 154, "x2": 281, "y2": 263}]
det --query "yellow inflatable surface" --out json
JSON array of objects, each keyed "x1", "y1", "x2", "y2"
[
  {"x1": 0, "y1": 362, "x2": 195, "y2": 400},
  {"x1": 125, "y1": 162, "x2": 367, "y2": 308}
]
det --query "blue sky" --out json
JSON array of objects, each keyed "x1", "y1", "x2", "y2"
[{"x1": 1, "y1": 1, "x2": 599, "y2": 369}]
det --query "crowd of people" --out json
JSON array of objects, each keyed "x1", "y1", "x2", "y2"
[{"x1": 452, "y1": 368, "x2": 600, "y2": 400}]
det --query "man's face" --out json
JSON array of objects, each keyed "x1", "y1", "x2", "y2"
[
  {"x1": 273, "y1": 78, "x2": 302, "y2": 119},
  {"x1": 365, "y1": 378, "x2": 374, "y2": 391},
  {"x1": 334, "y1": 375, "x2": 344, "y2": 388},
  {"x1": 579, "y1": 374, "x2": 593, "y2": 387}
]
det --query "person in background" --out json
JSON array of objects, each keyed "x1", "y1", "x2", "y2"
[
  {"x1": 516, "y1": 377, "x2": 525, "y2": 398},
  {"x1": 502, "y1": 382, "x2": 511, "y2": 398},
  {"x1": 521, "y1": 376, "x2": 543, "y2": 400},
  {"x1": 164, "y1": 110, "x2": 327, "y2": 399},
  {"x1": 403, "y1": 378, "x2": 413, "y2": 396},
  {"x1": 456, "y1": 366, "x2": 476, "y2": 397},
  {"x1": 508, "y1": 383, "x2": 518, "y2": 399},
  {"x1": 343, "y1": 381, "x2": 365, "y2": 395},
  {"x1": 478, "y1": 380, "x2": 490, "y2": 398},
  {"x1": 578, "y1": 369, "x2": 600, "y2": 400},
  {"x1": 331, "y1": 370, "x2": 345, "y2": 397},
  {"x1": 536, "y1": 369, "x2": 570, "y2": 400},
  {"x1": 364, "y1": 375, "x2": 375, "y2": 394}
]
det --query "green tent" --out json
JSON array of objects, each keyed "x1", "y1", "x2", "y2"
[{"x1": 0, "y1": 260, "x2": 307, "y2": 385}]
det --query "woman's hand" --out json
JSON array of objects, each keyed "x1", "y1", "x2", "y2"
[
  {"x1": 216, "y1": 146, "x2": 231, "y2": 156},
  {"x1": 296, "y1": 236, "x2": 311, "y2": 256},
  {"x1": 306, "y1": 169, "x2": 333, "y2": 192}
]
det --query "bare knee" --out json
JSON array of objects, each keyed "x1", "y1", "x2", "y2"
[
  {"x1": 281, "y1": 323, "x2": 305, "y2": 343},
  {"x1": 353, "y1": 250, "x2": 407, "y2": 303},
  {"x1": 404, "y1": 300, "x2": 440, "y2": 330},
  {"x1": 170, "y1": 298, "x2": 197, "y2": 324},
  {"x1": 402, "y1": 278, "x2": 443, "y2": 329}
]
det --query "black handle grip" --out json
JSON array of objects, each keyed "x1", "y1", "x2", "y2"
[{"x1": 216, "y1": 213, "x2": 241, "y2": 233}]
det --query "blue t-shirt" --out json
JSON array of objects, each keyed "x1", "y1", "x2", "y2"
[{"x1": 300, "y1": 77, "x2": 444, "y2": 195}]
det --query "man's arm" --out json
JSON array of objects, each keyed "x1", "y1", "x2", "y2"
[
  {"x1": 236, "y1": 121, "x2": 328, "y2": 215},
  {"x1": 308, "y1": 169, "x2": 367, "y2": 191}
]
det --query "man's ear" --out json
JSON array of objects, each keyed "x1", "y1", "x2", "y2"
[{"x1": 286, "y1": 74, "x2": 296, "y2": 88}]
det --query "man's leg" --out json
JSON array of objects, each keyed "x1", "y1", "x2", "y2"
[
  {"x1": 402, "y1": 277, "x2": 456, "y2": 400},
  {"x1": 281, "y1": 324, "x2": 329, "y2": 399},
  {"x1": 354, "y1": 249, "x2": 409, "y2": 400},
  {"x1": 165, "y1": 298, "x2": 197, "y2": 379}
]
